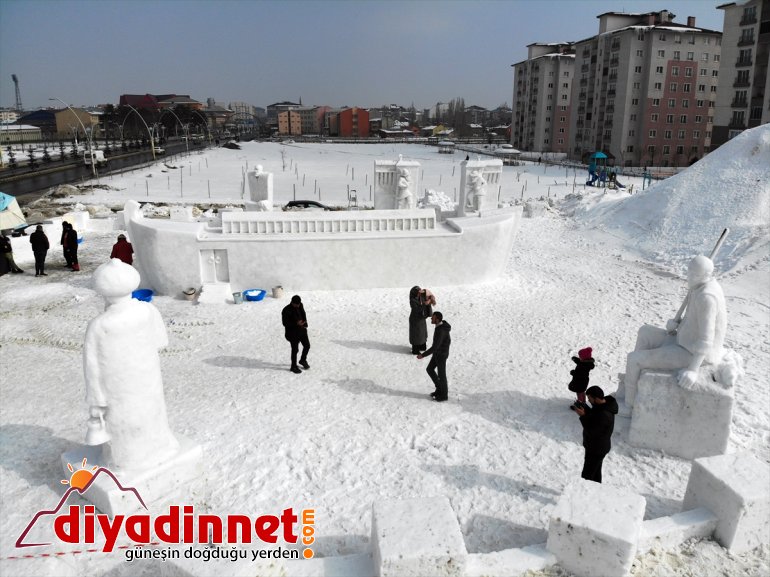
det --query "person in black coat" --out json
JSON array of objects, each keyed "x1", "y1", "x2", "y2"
[
  {"x1": 29, "y1": 225, "x2": 50, "y2": 276},
  {"x1": 1, "y1": 234, "x2": 23, "y2": 273},
  {"x1": 65, "y1": 224, "x2": 80, "y2": 271},
  {"x1": 60, "y1": 222, "x2": 72, "y2": 268},
  {"x1": 408, "y1": 286, "x2": 434, "y2": 354},
  {"x1": 573, "y1": 385, "x2": 618, "y2": 483},
  {"x1": 417, "y1": 312, "x2": 452, "y2": 402},
  {"x1": 568, "y1": 347, "x2": 595, "y2": 407},
  {"x1": 281, "y1": 295, "x2": 310, "y2": 374}
]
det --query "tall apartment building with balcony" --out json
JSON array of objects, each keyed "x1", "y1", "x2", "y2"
[
  {"x1": 569, "y1": 10, "x2": 722, "y2": 167},
  {"x1": 713, "y1": 0, "x2": 769, "y2": 146},
  {"x1": 511, "y1": 43, "x2": 575, "y2": 153}
]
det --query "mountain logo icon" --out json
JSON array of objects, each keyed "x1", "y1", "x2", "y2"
[{"x1": 15, "y1": 459, "x2": 146, "y2": 548}]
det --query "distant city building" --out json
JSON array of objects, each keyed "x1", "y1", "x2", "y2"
[
  {"x1": 337, "y1": 107, "x2": 369, "y2": 137},
  {"x1": 202, "y1": 103, "x2": 232, "y2": 131},
  {"x1": 267, "y1": 101, "x2": 301, "y2": 126},
  {"x1": 277, "y1": 110, "x2": 302, "y2": 135},
  {"x1": 512, "y1": 42, "x2": 575, "y2": 153},
  {"x1": 53, "y1": 107, "x2": 102, "y2": 140},
  {"x1": 712, "y1": 0, "x2": 769, "y2": 147},
  {"x1": 15, "y1": 110, "x2": 57, "y2": 139},
  {"x1": 157, "y1": 95, "x2": 203, "y2": 110},
  {"x1": 465, "y1": 105, "x2": 489, "y2": 125},
  {"x1": 0, "y1": 124, "x2": 42, "y2": 144},
  {"x1": 515, "y1": 10, "x2": 723, "y2": 166}
]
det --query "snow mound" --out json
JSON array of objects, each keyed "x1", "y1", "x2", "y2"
[
  {"x1": 419, "y1": 189, "x2": 457, "y2": 211},
  {"x1": 567, "y1": 124, "x2": 770, "y2": 273}
]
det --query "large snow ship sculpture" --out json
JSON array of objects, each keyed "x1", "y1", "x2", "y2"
[{"x1": 125, "y1": 158, "x2": 522, "y2": 296}]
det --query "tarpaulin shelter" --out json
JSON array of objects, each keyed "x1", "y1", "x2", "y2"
[{"x1": 0, "y1": 192, "x2": 26, "y2": 232}]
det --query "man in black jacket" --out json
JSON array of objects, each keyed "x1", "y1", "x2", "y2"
[
  {"x1": 573, "y1": 385, "x2": 618, "y2": 483},
  {"x1": 30, "y1": 225, "x2": 50, "y2": 276},
  {"x1": 417, "y1": 312, "x2": 452, "y2": 402},
  {"x1": 281, "y1": 295, "x2": 310, "y2": 374}
]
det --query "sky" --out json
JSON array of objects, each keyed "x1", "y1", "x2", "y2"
[{"x1": 0, "y1": 0, "x2": 725, "y2": 112}]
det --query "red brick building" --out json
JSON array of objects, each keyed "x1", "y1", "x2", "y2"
[{"x1": 338, "y1": 107, "x2": 369, "y2": 137}]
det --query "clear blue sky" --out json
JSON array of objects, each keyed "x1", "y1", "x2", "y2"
[{"x1": 0, "y1": 0, "x2": 725, "y2": 112}]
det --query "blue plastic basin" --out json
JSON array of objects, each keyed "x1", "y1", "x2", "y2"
[
  {"x1": 131, "y1": 289, "x2": 154, "y2": 302},
  {"x1": 243, "y1": 289, "x2": 266, "y2": 302}
]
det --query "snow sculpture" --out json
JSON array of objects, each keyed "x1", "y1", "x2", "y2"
[
  {"x1": 623, "y1": 255, "x2": 727, "y2": 407},
  {"x1": 84, "y1": 258, "x2": 179, "y2": 470},
  {"x1": 465, "y1": 169, "x2": 487, "y2": 211},
  {"x1": 245, "y1": 164, "x2": 273, "y2": 211},
  {"x1": 459, "y1": 158, "x2": 502, "y2": 215},
  {"x1": 396, "y1": 167, "x2": 414, "y2": 209},
  {"x1": 374, "y1": 156, "x2": 421, "y2": 209}
]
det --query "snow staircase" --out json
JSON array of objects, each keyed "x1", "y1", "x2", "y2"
[{"x1": 197, "y1": 283, "x2": 234, "y2": 304}]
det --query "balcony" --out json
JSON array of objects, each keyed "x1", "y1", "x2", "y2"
[
  {"x1": 580, "y1": 78, "x2": 588, "y2": 86},
  {"x1": 609, "y1": 58, "x2": 619, "y2": 67},
  {"x1": 607, "y1": 89, "x2": 616, "y2": 97},
  {"x1": 739, "y1": 15, "x2": 757, "y2": 26},
  {"x1": 611, "y1": 43, "x2": 620, "y2": 52},
  {"x1": 608, "y1": 74, "x2": 617, "y2": 81},
  {"x1": 737, "y1": 36, "x2": 755, "y2": 47},
  {"x1": 579, "y1": 92, "x2": 587, "y2": 100},
  {"x1": 581, "y1": 64, "x2": 590, "y2": 72},
  {"x1": 736, "y1": 58, "x2": 754, "y2": 67},
  {"x1": 731, "y1": 99, "x2": 749, "y2": 108},
  {"x1": 728, "y1": 118, "x2": 746, "y2": 128},
  {"x1": 606, "y1": 105, "x2": 615, "y2": 113},
  {"x1": 733, "y1": 79, "x2": 751, "y2": 87}
]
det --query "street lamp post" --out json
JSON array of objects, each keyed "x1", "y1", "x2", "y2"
[
  {"x1": 51, "y1": 97, "x2": 96, "y2": 176},
  {"x1": 125, "y1": 104, "x2": 156, "y2": 160}
]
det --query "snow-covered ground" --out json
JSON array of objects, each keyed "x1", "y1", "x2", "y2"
[{"x1": 1, "y1": 130, "x2": 768, "y2": 576}]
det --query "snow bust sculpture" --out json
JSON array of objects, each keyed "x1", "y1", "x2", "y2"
[
  {"x1": 466, "y1": 169, "x2": 487, "y2": 211},
  {"x1": 624, "y1": 255, "x2": 727, "y2": 406},
  {"x1": 84, "y1": 259, "x2": 179, "y2": 470},
  {"x1": 396, "y1": 167, "x2": 414, "y2": 209}
]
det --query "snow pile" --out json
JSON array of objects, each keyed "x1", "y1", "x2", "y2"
[
  {"x1": 566, "y1": 124, "x2": 770, "y2": 274},
  {"x1": 419, "y1": 189, "x2": 457, "y2": 211}
]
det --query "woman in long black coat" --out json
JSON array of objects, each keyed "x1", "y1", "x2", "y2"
[{"x1": 409, "y1": 286, "x2": 433, "y2": 354}]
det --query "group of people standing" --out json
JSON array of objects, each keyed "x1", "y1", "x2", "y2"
[{"x1": 1, "y1": 220, "x2": 135, "y2": 278}]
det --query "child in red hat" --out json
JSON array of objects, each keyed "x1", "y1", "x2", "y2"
[{"x1": 568, "y1": 347, "x2": 595, "y2": 409}]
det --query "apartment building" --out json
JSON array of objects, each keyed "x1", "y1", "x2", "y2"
[
  {"x1": 712, "y1": 0, "x2": 769, "y2": 146},
  {"x1": 338, "y1": 107, "x2": 369, "y2": 137},
  {"x1": 569, "y1": 10, "x2": 722, "y2": 167},
  {"x1": 277, "y1": 110, "x2": 302, "y2": 135},
  {"x1": 512, "y1": 43, "x2": 575, "y2": 153}
]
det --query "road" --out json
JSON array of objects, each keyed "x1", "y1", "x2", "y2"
[{"x1": 0, "y1": 141, "x2": 206, "y2": 204}]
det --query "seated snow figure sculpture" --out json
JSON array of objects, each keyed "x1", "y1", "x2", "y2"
[
  {"x1": 84, "y1": 258, "x2": 179, "y2": 470},
  {"x1": 396, "y1": 167, "x2": 414, "y2": 209},
  {"x1": 623, "y1": 255, "x2": 727, "y2": 407}
]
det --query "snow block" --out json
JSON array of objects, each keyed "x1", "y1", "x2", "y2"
[
  {"x1": 466, "y1": 543, "x2": 556, "y2": 577},
  {"x1": 628, "y1": 370, "x2": 732, "y2": 459},
  {"x1": 371, "y1": 497, "x2": 467, "y2": 577},
  {"x1": 682, "y1": 453, "x2": 770, "y2": 553},
  {"x1": 547, "y1": 479, "x2": 646, "y2": 577},
  {"x1": 637, "y1": 507, "x2": 718, "y2": 554},
  {"x1": 61, "y1": 435, "x2": 203, "y2": 516}
]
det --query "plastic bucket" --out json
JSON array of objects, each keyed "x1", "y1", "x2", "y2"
[
  {"x1": 243, "y1": 289, "x2": 267, "y2": 302},
  {"x1": 232, "y1": 292, "x2": 243, "y2": 304},
  {"x1": 183, "y1": 288, "x2": 196, "y2": 301},
  {"x1": 132, "y1": 289, "x2": 154, "y2": 302},
  {"x1": 272, "y1": 285, "x2": 284, "y2": 299}
]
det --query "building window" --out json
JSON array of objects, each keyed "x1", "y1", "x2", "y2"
[
  {"x1": 676, "y1": 145, "x2": 684, "y2": 154},
  {"x1": 649, "y1": 130, "x2": 657, "y2": 138},
  {"x1": 651, "y1": 113, "x2": 659, "y2": 121},
  {"x1": 627, "y1": 145, "x2": 634, "y2": 152},
  {"x1": 700, "y1": 69, "x2": 708, "y2": 76},
  {"x1": 672, "y1": 66, "x2": 679, "y2": 76},
  {"x1": 674, "y1": 50, "x2": 680, "y2": 60},
  {"x1": 658, "y1": 50, "x2": 666, "y2": 58},
  {"x1": 685, "y1": 68, "x2": 693, "y2": 77},
  {"x1": 632, "y1": 98, "x2": 639, "y2": 105},
  {"x1": 678, "y1": 130, "x2": 685, "y2": 139},
  {"x1": 654, "y1": 82, "x2": 663, "y2": 90},
  {"x1": 544, "y1": 139, "x2": 549, "y2": 144},
  {"x1": 701, "y1": 53, "x2": 709, "y2": 61},
  {"x1": 638, "y1": 32, "x2": 645, "y2": 41},
  {"x1": 637, "y1": 49, "x2": 644, "y2": 57},
  {"x1": 630, "y1": 114, "x2": 637, "y2": 121},
  {"x1": 710, "y1": 86, "x2": 717, "y2": 92},
  {"x1": 659, "y1": 33, "x2": 667, "y2": 41},
  {"x1": 698, "y1": 84, "x2": 706, "y2": 92},
  {"x1": 674, "y1": 34, "x2": 681, "y2": 44},
  {"x1": 560, "y1": 106, "x2": 567, "y2": 111},
  {"x1": 687, "y1": 52, "x2": 694, "y2": 60},
  {"x1": 663, "y1": 145, "x2": 670, "y2": 154},
  {"x1": 561, "y1": 94, "x2": 567, "y2": 100},
  {"x1": 634, "y1": 66, "x2": 642, "y2": 73},
  {"x1": 559, "y1": 127, "x2": 565, "y2": 133},
  {"x1": 628, "y1": 130, "x2": 635, "y2": 136},
  {"x1": 562, "y1": 82, "x2": 569, "y2": 88},
  {"x1": 634, "y1": 82, "x2": 641, "y2": 89},
  {"x1": 682, "y1": 100, "x2": 689, "y2": 108},
  {"x1": 547, "y1": 94, "x2": 552, "y2": 99},
  {"x1": 548, "y1": 82, "x2": 554, "y2": 88},
  {"x1": 714, "y1": 54, "x2": 720, "y2": 62},
  {"x1": 656, "y1": 66, "x2": 664, "y2": 73},
  {"x1": 683, "y1": 84, "x2": 691, "y2": 93},
  {"x1": 647, "y1": 145, "x2": 655, "y2": 155},
  {"x1": 558, "y1": 138, "x2": 564, "y2": 144},
  {"x1": 680, "y1": 115, "x2": 687, "y2": 123},
  {"x1": 653, "y1": 98, "x2": 660, "y2": 106},
  {"x1": 712, "y1": 70, "x2": 718, "y2": 77},
  {"x1": 666, "y1": 114, "x2": 674, "y2": 123},
  {"x1": 546, "y1": 105, "x2": 552, "y2": 110},
  {"x1": 670, "y1": 83, "x2": 678, "y2": 92},
  {"x1": 695, "y1": 115, "x2": 702, "y2": 122},
  {"x1": 563, "y1": 71, "x2": 569, "y2": 76},
  {"x1": 665, "y1": 130, "x2": 672, "y2": 139}
]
